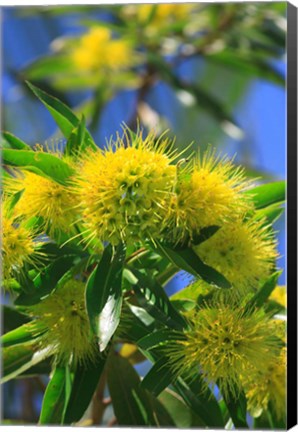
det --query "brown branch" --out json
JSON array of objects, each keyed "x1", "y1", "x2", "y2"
[{"x1": 91, "y1": 369, "x2": 108, "y2": 425}]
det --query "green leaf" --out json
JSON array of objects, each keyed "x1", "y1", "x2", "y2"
[
  {"x1": 141, "y1": 356, "x2": 177, "y2": 397},
  {"x1": 24, "y1": 55, "x2": 72, "y2": 80},
  {"x1": 65, "y1": 115, "x2": 86, "y2": 156},
  {"x1": 2, "y1": 148, "x2": 75, "y2": 185},
  {"x1": 128, "y1": 267, "x2": 189, "y2": 330},
  {"x1": 147, "y1": 393, "x2": 176, "y2": 427},
  {"x1": 86, "y1": 244, "x2": 126, "y2": 351},
  {"x1": 245, "y1": 181, "x2": 286, "y2": 209},
  {"x1": 2, "y1": 131, "x2": 31, "y2": 150},
  {"x1": 1, "y1": 341, "x2": 51, "y2": 383},
  {"x1": 170, "y1": 299, "x2": 196, "y2": 313},
  {"x1": 159, "y1": 389, "x2": 204, "y2": 428},
  {"x1": 107, "y1": 353, "x2": 158, "y2": 426},
  {"x1": 191, "y1": 225, "x2": 220, "y2": 245},
  {"x1": 221, "y1": 387, "x2": 248, "y2": 428},
  {"x1": 39, "y1": 365, "x2": 70, "y2": 425},
  {"x1": 153, "y1": 240, "x2": 231, "y2": 289},
  {"x1": 119, "y1": 304, "x2": 154, "y2": 343},
  {"x1": 15, "y1": 255, "x2": 80, "y2": 306},
  {"x1": 174, "y1": 375, "x2": 225, "y2": 427},
  {"x1": 147, "y1": 53, "x2": 240, "y2": 130},
  {"x1": 243, "y1": 271, "x2": 282, "y2": 314},
  {"x1": 26, "y1": 81, "x2": 97, "y2": 150},
  {"x1": 63, "y1": 349, "x2": 107, "y2": 424},
  {"x1": 2, "y1": 305, "x2": 31, "y2": 332},
  {"x1": 1, "y1": 322, "x2": 46, "y2": 347},
  {"x1": 207, "y1": 51, "x2": 285, "y2": 86},
  {"x1": 138, "y1": 329, "x2": 185, "y2": 352},
  {"x1": 256, "y1": 204, "x2": 285, "y2": 225}
]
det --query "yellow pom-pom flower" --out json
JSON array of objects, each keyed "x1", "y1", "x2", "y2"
[
  {"x1": 244, "y1": 348, "x2": 286, "y2": 420},
  {"x1": 166, "y1": 149, "x2": 252, "y2": 243},
  {"x1": 6, "y1": 171, "x2": 77, "y2": 237},
  {"x1": 165, "y1": 303, "x2": 282, "y2": 399},
  {"x1": 28, "y1": 279, "x2": 97, "y2": 365},
  {"x1": 1, "y1": 199, "x2": 41, "y2": 281},
  {"x1": 137, "y1": 4, "x2": 195, "y2": 25},
  {"x1": 73, "y1": 130, "x2": 177, "y2": 245},
  {"x1": 72, "y1": 27, "x2": 134, "y2": 73},
  {"x1": 194, "y1": 217, "x2": 278, "y2": 292}
]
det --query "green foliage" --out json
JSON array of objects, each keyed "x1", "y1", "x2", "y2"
[
  {"x1": 245, "y1": 181, "x2": 286, "y2": 209},
  {"x1": 2, "y1": 148, "x2": 74, "y2": 185},
  {"x1": 39, "y1": 365, "x2": 71, "y2": 425},
  {"x1": 107, "y1": 353, "x2": 171, "y2": 426},
  {"x1": 152, "y1": 240, "x2": 231, "y2": 288},
  {"x1": 1, "y1": 53, "x2": 286, "y2": 428},
  {"x1": 63, "y1": 350, "x2": 107, "y2": 424},
  {"x1": 26, "y1": 82, "x2": 97, "y2": 151},
  {"x1": 86, "y1": 244, "x2": 126, "y2": 351}
]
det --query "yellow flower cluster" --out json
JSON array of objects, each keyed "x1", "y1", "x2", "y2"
[
  {"x1": 194, "y1": 217, "x2": 278, "y2": 293},
  {"x1": 167, "y1": 149, "x2": 252, "y2": 243},
  {"x1": 244, "y1": 347, "x2": 286, "y2": 420},
  {"x1": 136, "y1": 3, "x2": 196, "y2": 26},
  {"x1": 3, "y1": 130, "x2": 279, "y2": 299},
  {"x1": 28, "y1": 279, "x2": 97, "y2": 365},
  {"x1": 6, "y1": 171, "x2": 77, "y2": 237},
  {"x1": 1, "y1": 199, "x2": 41, "y2": 280},
  {"x1": 165, "y1": 302, "x2": 283, "y2": 401},
  {"x1": 73, "y1": 131, "x2": 177, "y2": 245},
  {"x1": 72, "y1": 27, "x2": 133, "y2": 73}
]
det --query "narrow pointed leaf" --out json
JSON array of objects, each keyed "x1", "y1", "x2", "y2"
[
  {"x1": 107, "y1": 353, "x2": 158, "y2": 426},
  {"x1": 2, "y1": 342, "x2": 51, "y2": 383},
  {"x1": 256, "y1": 204, "x2": 285, "y2": 224},
  {"x1": 2, "y1": 131, "x2": 31, "y2": 150},
  {"x1": 26, "y1": 81, "x2": 96, "y2": 150},
  {"x1": 141, "y1": 356, "x2": 177, "y2": 397},
  {"x1": 174, "y1": 376, "x2": 225, "y2": 428},
  {"x1": 2, "y1": 148, "x2": 75, "y2": 185},
  {"x1": 63, "y1": 349, "x2": 107, "y2": 424},
  {"x1": 15, "y1": 255, "x2": 80, "y2": 306},
  {"x1": 86, "y1": 244, "x2": 126, "y2": 351},
  {"x1": 65, "y1": 115, "x2": 86, "y2": 156},
  {"x1": 3, "y1": 305, "x2": 31, "y2": 332},
  {"x1": 39, "y1": 365, "x2": 70, "y2": 425},
  {"x1": 221, "y1": 387, "x2": 248, "y2": 428},
  {"x1": 128, "y1": 267, "x2": 189, "y2": 330},
  {"x1": 243, "y1": 271, "x2": 282, "y2": 314},
  {"x1": 1, "y1": 322, "x2": 46, "y2": 347},
  {"x1": 153, "y1": 240, "x2": 231, "y2": 288},
  {"x1": 244, "y1": 181, "x2": 286, "y2": 209},
  {"x1": 159, "y1": 389, "x2": 205, "y2": 428}
]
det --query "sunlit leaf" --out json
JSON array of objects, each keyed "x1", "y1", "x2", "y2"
[
  {"x1": 39, "y1": 365, "x2": 71, "y2": 425},
  {"x1": 2, "y1": 148, "x2": 75, "y2": 185},
  {"x1": 86, "y1": 243, "x2": 125, "y2": 351},
  {"x1": 244, "y1": 181, "x2": 286, "y2": 209}
]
